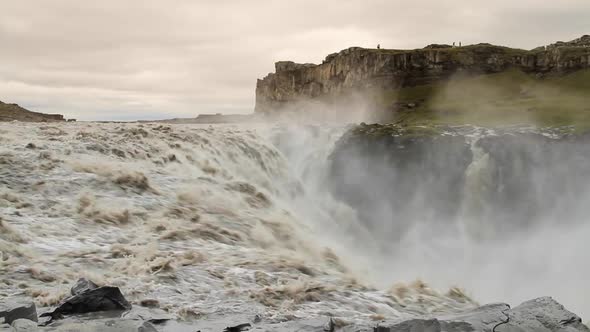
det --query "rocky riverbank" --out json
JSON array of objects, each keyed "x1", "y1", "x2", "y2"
[{"x1": 1, "y1": 279, "x2": 588, "y2": 331}]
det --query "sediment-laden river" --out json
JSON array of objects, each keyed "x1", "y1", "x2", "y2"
[{"x1": 0, "y1": 122, "x2": 588, "y2": 330}]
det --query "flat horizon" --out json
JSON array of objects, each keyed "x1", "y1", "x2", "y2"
[{"x1": 1, "y1": 1, "x2": 589, "y2": 121}]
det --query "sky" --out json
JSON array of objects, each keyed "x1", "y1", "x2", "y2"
[{"x1": 0, "y1": 1, "x2": 589, "y2": 121}]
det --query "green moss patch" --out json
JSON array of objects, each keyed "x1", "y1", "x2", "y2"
[{"x1": 376, "y1": 69, "x2": 590, "y2": 131}]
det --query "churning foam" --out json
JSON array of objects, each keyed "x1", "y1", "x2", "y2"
[{"x1": 1, "y1": 121, "x2": 587, "y2": 325}]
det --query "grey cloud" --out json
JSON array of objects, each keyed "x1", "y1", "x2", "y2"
[{"x1": 0, "y1": 0, "x2": 588, "y2": 120}]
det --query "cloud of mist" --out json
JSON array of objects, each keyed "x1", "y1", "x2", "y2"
[
  {"x1": 260, "y1": 89, "x2": 389, "y2": 125},
  {"x1": 320, "y1": 125, "x2": 590, "y2": 318}
]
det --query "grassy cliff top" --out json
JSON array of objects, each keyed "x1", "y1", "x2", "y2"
[{"x1": 376, "y1": 69, "x2": 590, "y2": 130}]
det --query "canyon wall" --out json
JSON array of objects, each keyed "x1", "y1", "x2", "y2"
[{"x1": 255, "y1": 35, "x2": 590, "y2": 114}]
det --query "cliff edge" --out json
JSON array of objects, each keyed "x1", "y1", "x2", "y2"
[{"x1": 255, "y1": 35, "x2": 590, "y2": 126}]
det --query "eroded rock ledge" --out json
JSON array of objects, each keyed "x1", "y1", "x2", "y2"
[
  {"x1": 2, "y1": 295, "x2": 588, "y2": 331},
  {"x1": 1, "y1": 277, "x2": 588, "y2": 331},
  {"x1": 375, "y1": 297, "x2": 589, "y2": 332}
]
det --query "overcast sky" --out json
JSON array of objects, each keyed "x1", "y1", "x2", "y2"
[{"x1": 1, "y1": 1, "x2": 588, "y2": 120}]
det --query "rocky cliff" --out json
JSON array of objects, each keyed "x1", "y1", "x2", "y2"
[
  {"x1": 255, "y1": 35, "x2": 590, "y2": 117},
  {"x1": 329, "y1": 123, "x2": 590, "y2": 239},
  {"x1": 0, "y1": 101, "x2": 65, "y2": 122}
]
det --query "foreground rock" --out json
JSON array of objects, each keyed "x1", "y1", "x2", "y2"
[
  {"x1": 375, "y1": 297, "x2": 589, "y2": 332},
  {"x1": 36, "y1": 319, "x2": 157, "y2": 332},
  {"x1": 0, "y1": 299, "x2": 37, "y2": 325},
  {"x1": 41, "y1": 279, "x2": 131, "y2": 323},
  {"x1": 161, "y1": 298, "x2": 588, "y2": 332},
  {"x1": 4, "y1": 279, "x2": 586, "y2": 331},
  {"x1": 2, "y1": 294, "x2": 586, "y2": 331},
  {"x1": 10, "y1": 319, "x2": 38, "y2": 332}
]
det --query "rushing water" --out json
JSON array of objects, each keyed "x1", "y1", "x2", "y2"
[{"x1": 0, "y1": 122, "x2": 587, "y2": 327}]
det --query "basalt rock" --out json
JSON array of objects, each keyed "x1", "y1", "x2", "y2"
[
  {"x1": 8, "y1": 295, "x2": 585, "y2": 331},
  {"x1": 0, "y1": 299, "x2": 38, "y2": 325},
  {"x1": 10, "y1": 319, "x2": 38, "y2": 332},
  {"x1": 223, "y1": 323, "x2": 252, "y2": 331},
  {"x1": 328, "y1": 124, "x2": 590, "y2": 239},
  {"x1": 374, "y1": 297, "x2": 589, "y2": 332},
  {"x1": 41, "y1": 279, "x2": 131, "y2": 322},
  {"x1": 33, "y1": 319, "x2": 158, "y2": 332},
  {"x1": 70, "y1": 278, "x2": 99, "y2": 296}
]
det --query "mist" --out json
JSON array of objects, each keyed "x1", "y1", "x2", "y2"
[
  {"x1": 248, "y1": 69, "x2": 590, "y2": 319},
  {"x1": 318, "y1": 122, "x2": 590, "y2": 317}
]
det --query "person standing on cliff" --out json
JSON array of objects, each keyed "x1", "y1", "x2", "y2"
[{"x1": 377, "y1": 44, "x2": 380, "y2": 49}]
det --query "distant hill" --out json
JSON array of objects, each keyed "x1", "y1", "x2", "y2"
[
  {"x1": 145, "y1": 113, "x2": 262, "y2": 124},
  {"x1": 0, "y1": 101, "x2": 65, "y2": 122}
]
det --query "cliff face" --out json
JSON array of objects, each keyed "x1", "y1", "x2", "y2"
[
  {"x1": 255, "y1": 35, "x2": 590, "y2": 114},
  {"x1": 0, "y1": 101, "x2": 65, "y2": 122},
  {"x1": 329, "y1": 123, "x2": 590, "y2": 238}
]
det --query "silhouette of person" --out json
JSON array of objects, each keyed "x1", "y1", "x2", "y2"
[{"x1": 377, "y1": 44, "x2": 380, "y2": 49}]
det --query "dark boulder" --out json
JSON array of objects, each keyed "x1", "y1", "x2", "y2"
[
  {"x1": 224, "y1": 323, "x2": 252, "y2": 331},
  {"x1": 41, "y1": 279, "x2": 131, "y2": 322},
  {"x1": 504, "y1": 297, "x2": 589, "y2": 331},
  {"x1": 37, "y1": 319, "x2": 158, "y2": 332},
  {"x1": 0, "y1": 298, "x2": 38, "y2": 325},
  {"x1": 375, "y1": 319, "x2": 442, "y2": 332},
  {"x1": 70, "y1": 278, "x2": 99, "y2": 296}
]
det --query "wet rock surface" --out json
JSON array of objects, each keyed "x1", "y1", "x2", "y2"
[
  {"x1": 10, "y1": 319, "x2": 38, "y2": 332},
  {"x1": 223, "y1": 323, "x2": 252, "y2": 331},
  {"x1": 70, "y1": 278, "x2": 99, "y2": 296},
  {"x1": 34, "y1": 318, "x2": 158, "y2": 332},
  {"x1": 1, "y1": 294, "x2": 587, "y2": 331},
  {"x1": 375, "y1": 297, "x2": 589, "y2": 332},
  {"x1": 40, "y1": 279, "x2": 132, "y2": 323},
  {"x1": 0, "y1": 299, "x2": 38, "y2": 325}
]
